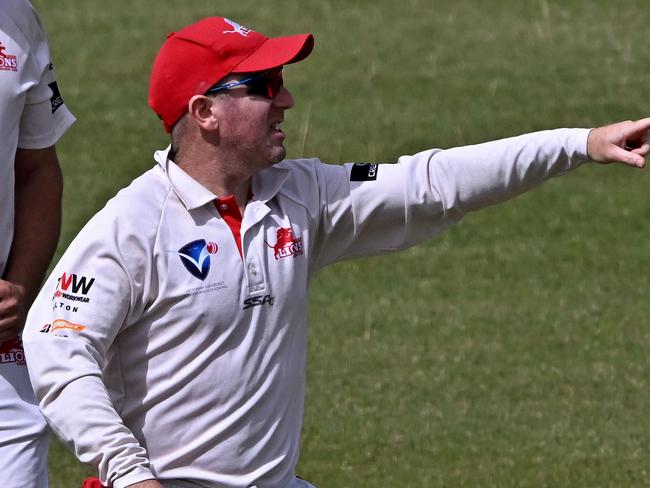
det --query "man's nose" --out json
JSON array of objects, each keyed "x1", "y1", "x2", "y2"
[{"x1": 273, "y1": 86, "x2": 294, "y2": 109}]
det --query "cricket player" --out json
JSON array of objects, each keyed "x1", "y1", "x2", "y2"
[
  {"x1": 0, "y1": 0, "x2": 75, "y2": 486},
  {"x1": 22, "y1": 16, "x2": 650, "y2": 488}
]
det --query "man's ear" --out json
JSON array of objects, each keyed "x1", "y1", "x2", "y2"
[{"x1": 187, "y1": 95, "x2": 219, "y2": 131}]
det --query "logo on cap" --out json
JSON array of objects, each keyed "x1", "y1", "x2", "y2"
[{"x1": 222, "y1": 18, "x2": 253, "y2": 37}]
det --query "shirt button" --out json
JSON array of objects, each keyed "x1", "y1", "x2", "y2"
[{"x1": 248, "y1": 263, "x2": 258, "y2": 275}]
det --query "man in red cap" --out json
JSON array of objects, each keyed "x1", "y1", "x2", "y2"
[{"x1": 23, "y1": 15, "x2": 650, "y2": 488}]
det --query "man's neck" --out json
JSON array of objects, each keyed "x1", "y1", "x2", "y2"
[{"x1": 173, "y1": 148, "x2": 252, "y2": 214}]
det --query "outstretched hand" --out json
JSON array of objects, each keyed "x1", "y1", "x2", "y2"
[{"x1": 587, "y1": 118, "x2": 650, "y2": 168}]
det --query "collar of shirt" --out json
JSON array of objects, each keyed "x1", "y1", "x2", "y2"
[{"x1": 153, "y1": 146, "x2": 290, "y2": 210}]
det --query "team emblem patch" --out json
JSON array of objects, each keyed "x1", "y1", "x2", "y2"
[
  {"x1": 0, "y1": 42, "x2": 18, "y2": 72},
  {"x1": 266, "y1": 228, "x2": 303, "y2": 260},
  {"x1": 177, "y1": 239, "x2": 218, "y2": 280}
]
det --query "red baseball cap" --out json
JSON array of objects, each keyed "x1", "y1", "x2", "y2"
[{"x1": 148, "y1": 17, "x2": 314, "y2": 132}]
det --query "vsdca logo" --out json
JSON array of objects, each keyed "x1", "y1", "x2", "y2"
[{"x1": 175, "y1": 239, "x2": 218, "y2": 280}]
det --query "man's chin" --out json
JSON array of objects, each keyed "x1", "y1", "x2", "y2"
[
  {"x1": 270, "y1": 146, "x2": 287, "y2": 165},
  {"x1": 253, "y1": 145, "x2": 286, "y2": 169}
]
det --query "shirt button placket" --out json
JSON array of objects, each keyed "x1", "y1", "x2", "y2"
[
  {"x1": 244, "y1": 238, "x2": 265, "y2": 293},
  {"x1": 246, "y1": 257, "x2": 264, "y2": 292},
  {"x1": 242, "y1": 202, "x2": 269, "y2": 294}
]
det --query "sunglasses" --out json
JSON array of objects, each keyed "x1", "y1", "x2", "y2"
[{"x1": 205, "y1": 69, "x2": 284, "y2": 99}]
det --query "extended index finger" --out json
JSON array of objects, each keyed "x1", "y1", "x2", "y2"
[
  {"x1": 626, "y1": 117, "x2": 650, "y2": 138},
  {"x1": 626, "y1": 118, "x2": 650, "y2": 157}
]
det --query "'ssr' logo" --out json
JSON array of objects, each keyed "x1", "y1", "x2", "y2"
[{"x1": 177, "y1": 240, "x2": 218, "y2": 280}]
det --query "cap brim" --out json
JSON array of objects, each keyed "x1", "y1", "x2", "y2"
[{"x1": 233, "y1": 33, "x2": 314, "y2": 73}]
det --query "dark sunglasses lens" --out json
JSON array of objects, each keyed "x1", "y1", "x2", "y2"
[{"x1": 246, "y1": 72, "x2": 283, "y2": 98}]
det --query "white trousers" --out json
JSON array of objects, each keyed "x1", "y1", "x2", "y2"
[{"x1": 0, "y1": 346, "x2": 49, "y2": 488}]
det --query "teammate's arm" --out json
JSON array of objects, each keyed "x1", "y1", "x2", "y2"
[
  {"x1": 0, "y1": 146, "x2": 62, "y2": 341},
  {"x1": 23, "y1": 199, "x2": 156, "y2": 487}
]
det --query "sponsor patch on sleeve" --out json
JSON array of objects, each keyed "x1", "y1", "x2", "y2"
[
  {"x1": 350, "y1": 163, "x2": 379, "y2": 181},
  {"x1": 48, "y1": 81, "x2": 64, "y2": 113},
  {"x1": 40, "y1": 319, "x2": 86, "y2": 337}
]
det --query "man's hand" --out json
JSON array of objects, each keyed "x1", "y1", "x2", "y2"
[
  {"x1": 127, "y1": 481, "x2": 165, "y2": 488},
  {"x1": 587, "y1": 118, "x2": 650, "y2": 168},
  {"x1": 0, "y1": 279, "x2": 26, "y2": 342}
]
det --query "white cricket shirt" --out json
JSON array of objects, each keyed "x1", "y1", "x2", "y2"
[
  {"x1": 24, "y1": 128, "x2": 589, "y2": 488},
  {"x1": 0, "y1": 0, "x2": 75, "y2": 276}
]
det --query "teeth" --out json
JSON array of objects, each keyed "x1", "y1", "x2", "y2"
[{"x1": 272, "y1": 123, "x2": 280, "y2": 130}]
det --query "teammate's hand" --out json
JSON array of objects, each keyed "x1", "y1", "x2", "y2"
[
  {"x1": 587, "y1": 117, "x2": 650, "y2": 168},
  {"x1": 0, "y1": 279, "x2": 26, "y2": 342}
]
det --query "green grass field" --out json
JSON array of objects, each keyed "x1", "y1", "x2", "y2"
[{"x1": 33, "y1": 0, "x2": 650, "y2": 486}]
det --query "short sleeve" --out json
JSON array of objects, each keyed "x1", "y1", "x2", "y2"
[{"x1": 16, "y1": 2, "x2": 74, "y2": 149}]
